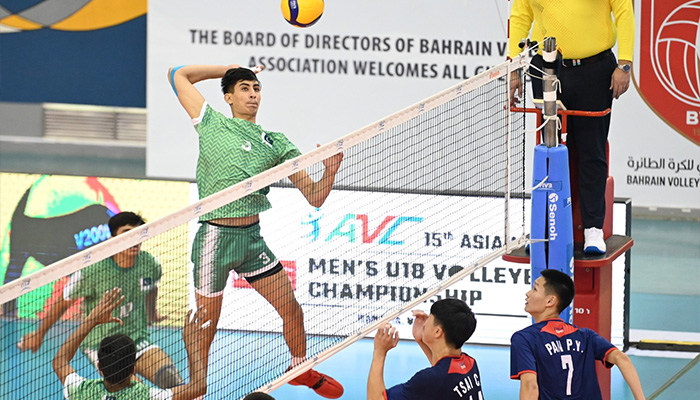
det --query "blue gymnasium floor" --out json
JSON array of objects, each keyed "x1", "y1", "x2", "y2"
[
  {"x1": 2, "y1": 325, "x2": 697, "y2": 399},
  {"x1": 1, "y1": 217, "x2": 698, "y2": 399}
]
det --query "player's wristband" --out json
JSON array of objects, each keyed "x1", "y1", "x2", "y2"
[{"x1": 169, "y1": 65, "x2": 186, "y2": 97}]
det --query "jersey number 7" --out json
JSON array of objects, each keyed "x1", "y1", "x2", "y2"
[{"x1": 561, "y1": 354, "x2": 574, "y2": 396}]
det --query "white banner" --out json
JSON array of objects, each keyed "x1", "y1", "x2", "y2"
[
  {"x1": 189, "y1": 187, "x2": 626, "y2": 347},
  {"x1": 147, "y1": 0, "x2": 511, "y2": 179}
]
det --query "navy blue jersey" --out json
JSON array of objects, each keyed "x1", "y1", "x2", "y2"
[
  {"x1": 510, "y1": 319, "x2": 616, "y2": 399},
  {"x1": 386, "y1": 353, "x2": 484, "y2": 400}
]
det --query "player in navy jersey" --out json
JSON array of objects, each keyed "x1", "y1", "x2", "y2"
[
  {"x1": 368, "y1": 299, "x2": 484, "y2": 400},
  {"x1": 510, "y1": 269, "x2": 645, "y2": 399}
]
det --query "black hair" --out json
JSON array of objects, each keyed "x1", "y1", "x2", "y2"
[
  {"x1": 430, "y1": 299, "x2": 477, "y2": 349},
  {"x1": 221, "y1": 68, "x2": 261, "y2": 94},
  {"x1": 108, "y1": 211, "x2": 145, "y2": 236},
  {"x1": 243, "y1": 393, "x2": 276, "y2": 400},
  {"x1": 541, "y1": 269, "x2": 576, "y2": 314},
  {"x1": 98, "y1": 334, "x2": 136, "y2": 385}
]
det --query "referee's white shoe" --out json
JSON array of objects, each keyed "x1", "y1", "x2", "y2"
[{"x1": 584, "y1": 227, "x2": 606, "y2": 254}]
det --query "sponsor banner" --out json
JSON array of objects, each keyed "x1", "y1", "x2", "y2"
[{"x1": 213, "y1": 187, "x2": 627, "y2": 346}]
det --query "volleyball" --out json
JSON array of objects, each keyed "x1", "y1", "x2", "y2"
[{"x1": 281, "y1": 0, "x2": 324, "y2": 28}]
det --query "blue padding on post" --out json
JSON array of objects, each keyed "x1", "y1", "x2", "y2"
[
  {"x1": 530, "y1": 145, "x2": 549, "y2": 281},
  {"x1": 530, "y1": 144, "x2": 575, "y2": 324},
  {"x1": 546, "y1": 144, "x2": 574, "y2": 324}
]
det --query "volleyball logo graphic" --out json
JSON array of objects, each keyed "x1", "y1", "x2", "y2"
[
  {"x1": 0, "y1": 0, "x2": 146, "y2": 33},
  {"x1": 639, "y1": 0, "x2": 700, "y2": 145},
  {"x1": 652, "y1": 1, "x2": 700, "y2": 107}
]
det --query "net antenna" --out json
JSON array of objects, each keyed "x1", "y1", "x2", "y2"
[
  {"x1": 541, "y1": 37, "x2": 560, "y2": 147},
  {"x1": 1, "y1": 56, "x2": 530, "y2": 400}
]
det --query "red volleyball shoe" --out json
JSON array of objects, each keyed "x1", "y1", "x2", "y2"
[{"x1": 289, "y1": 368, "x2": 344, "y2": 399}]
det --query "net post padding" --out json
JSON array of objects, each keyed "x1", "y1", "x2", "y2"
[{"x1": 0, "y1": 54, "x2": 530, "y2": 305}]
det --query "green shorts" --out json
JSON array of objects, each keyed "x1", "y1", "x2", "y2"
[{"x1": 191, "y1": 222, "x2": 278, "y2": 295}]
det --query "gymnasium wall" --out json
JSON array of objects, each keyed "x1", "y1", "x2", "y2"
[
  {"x1": 1, "y1": 1, "x2": 698, "y2": 207},
  {"x1": 0, "y1": 0, "x2": 146, "y2": 107}
]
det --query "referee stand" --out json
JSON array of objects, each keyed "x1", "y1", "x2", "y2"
[{"x1": 504, "y1": 37, "x2": 634, "y2": 400}]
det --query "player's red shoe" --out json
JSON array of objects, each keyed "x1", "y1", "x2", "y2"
[{"x1": 289, "y1": 368, "x2": 344, "y2": 399}]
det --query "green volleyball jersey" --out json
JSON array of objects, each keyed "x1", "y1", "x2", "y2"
[
  {"x1": 63, "y1": 373, "x2": 172, "y2": 400},
  {"x1": 193, "y1": 104, "x2": 302, "y2": 220},
  {"x1": 64, "y1": 251, "x2": 161, "y2": 349}
]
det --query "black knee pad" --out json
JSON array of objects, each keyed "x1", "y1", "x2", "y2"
[{"x1": 154, "y1": 364, "x2": 183, "y2": 389}]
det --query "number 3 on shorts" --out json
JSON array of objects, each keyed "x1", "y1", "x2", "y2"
[{"x1": 259, "y1": 252, "x2": 271, "y2": 264}]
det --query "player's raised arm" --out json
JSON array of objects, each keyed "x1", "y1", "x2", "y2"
[
  {"x1": 168, "y1": 64, "x2": 238, "y2": 118},
  {"x1": 411, "y1": 310, "x2": 433, "y2": 361},
  {"x1": 52, "y1": 288, "x2": 123, "y2": 385},
  {"x1": 18, "y1": 293, "x2": 74, "y2": 353},
  {"x1": 171, "y1": 308, "x2": 213, "y2": 400},
  {"x1": 289, "y1": 144, "x2": 343, "y2": 208},
  {"x1": 367, "y1": 324, "x2": 399, "y2": 400},
  {"x1": 168, "y1": 64, "x2": 228, "y2": 118}
]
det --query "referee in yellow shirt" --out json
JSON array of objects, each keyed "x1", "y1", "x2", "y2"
[{"x1": 508, "y1": 0, "x2": 635, "y2": 255}]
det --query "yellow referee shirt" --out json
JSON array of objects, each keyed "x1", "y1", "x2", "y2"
[{"x1": 508, "y1": 0, "x2": 634, "y2": 61}]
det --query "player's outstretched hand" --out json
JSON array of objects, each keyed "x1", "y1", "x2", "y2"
[
  {"x1": 318, "y1": 144, "x2": 343, "y2": 174},
  {"x1": 374, "y1": 323, "x2": 400, "y2": 354},
  {"x1": 85, "y1": 288, "x2": 124, "y2": 327},
  {"x1": 411, "y1": 310, "x2": 428, "y2": 342},
  {"x1": 18, "y1": 330, "x2": 44, "y2": 353},
  {"x1": 183, "y1": 308, "x2": 213, "y2": 354}
]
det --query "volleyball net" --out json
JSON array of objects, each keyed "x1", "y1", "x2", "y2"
[{"x1": 0, "y1": 55, "x2": 529, "y2": 399}]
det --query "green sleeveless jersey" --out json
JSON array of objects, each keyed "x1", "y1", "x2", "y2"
[
  {"x1": 63, "y1": 373, "x2": 172, "y2": 399},
  {"x1": 193, "y1": 104, "x2": 301, "y2": 220},
  {"x1": 64, "y1": 251, "x2": 161, "y2": 349}
]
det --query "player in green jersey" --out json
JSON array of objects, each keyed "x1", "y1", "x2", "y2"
[
  {"x1": 19, "y1": 212, "x2": 183, "y2": 390},
  {"x1": 169, "y1": 64, "x2": 344, "y2": 398},
  {"x1": 53, "y1": 287, "x2": 211, "y2": 400}
]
